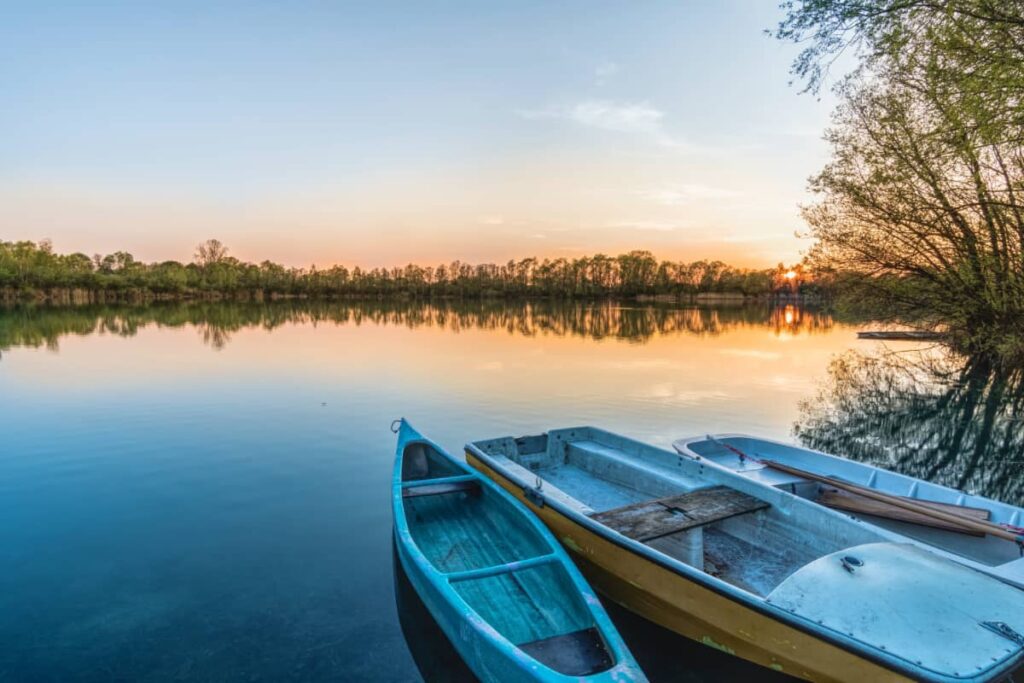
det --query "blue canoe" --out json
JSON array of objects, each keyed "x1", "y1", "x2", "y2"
[{"x1": 392, "y1": 419, "x2": 645, "y2": 683}]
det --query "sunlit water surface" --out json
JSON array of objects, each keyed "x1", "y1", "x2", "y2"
[{"x1": 1, "y1": 301, "x2": 1020, "y2": 681}]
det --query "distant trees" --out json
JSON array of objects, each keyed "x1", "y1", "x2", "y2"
[
  {"x1": 776, "y1": 1, "x2": 1024, "y2": 355},
  {"x1": 0, "y1": 239, "x2": 816, "y2": 302},
  {"x1": 194, "y1": 239, "x2": 229, "y2": 267}
]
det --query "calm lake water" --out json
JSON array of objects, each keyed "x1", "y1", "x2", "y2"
[{"x1": 2, "y1": 300, "x2": 1021, "y2": 682}]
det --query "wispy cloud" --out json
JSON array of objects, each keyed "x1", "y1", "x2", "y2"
[
  {"x1": 518, "y1": 100, "x2": 684, "y2": 148},
  {"x1": 637, "y1": 183, "x2": 740, "y2": 206},
  {"x1": 478, "y1": 215, "x2": 505, "y2": 226}
]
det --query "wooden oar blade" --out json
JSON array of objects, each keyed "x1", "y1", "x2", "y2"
[
  {"x1": 759, "y1": 458, "x2": 1023, "y2": 544},
  {"x1": 817, "y1": 487, "x2": 987, "y2": 536}
]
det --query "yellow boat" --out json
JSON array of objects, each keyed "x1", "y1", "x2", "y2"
[{"x1": 465, "y1": 427, "x2": 1024, "y2": 683}]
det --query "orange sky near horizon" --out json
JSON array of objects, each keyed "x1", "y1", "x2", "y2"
[
  {"x1": 2, "y1": 152, "x2": 817, "y2": 270},
  {"x1": 2, "y1": 2, "x2": 835, "y2": 272}
]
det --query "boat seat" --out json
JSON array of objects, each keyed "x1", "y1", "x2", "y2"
[
  {"x1": 402, "y1": 480, "x2": 481, "y2": 498},
  {"x1": 590, "y1": 486, "x2": 769, "y2": 542},
  {"x1": 519, "y1": 627, "x2": 612, "y2": 676},
  {"x1": 568, "y1": 440, "x2": 709, "y2": 493}
]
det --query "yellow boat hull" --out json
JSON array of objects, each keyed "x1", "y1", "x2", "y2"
[{"x1": 466, "y1": 451, "x2": 910, "y2": 683}]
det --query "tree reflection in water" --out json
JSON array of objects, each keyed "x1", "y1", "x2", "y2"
[
  {"x1": 0, "y1": 300, "x2": 837, "y2": 356},
  {"x1": 794, "y1": 350, "x2": 1024, "y2": 505}
]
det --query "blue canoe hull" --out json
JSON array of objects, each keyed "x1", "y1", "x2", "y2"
[
  {"x1": 395, "y1": 528, "x2": 542, "y2": 683},
  {"x1": 391, "y1": 419, "x2": 645, "y2": 683}
]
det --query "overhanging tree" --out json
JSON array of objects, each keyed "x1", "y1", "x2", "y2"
[{"x1": 777, "y1": 1, "x2": 1024, "y2": 353}]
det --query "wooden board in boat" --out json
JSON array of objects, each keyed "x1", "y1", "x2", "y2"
[
  {"x1": 401, "y1": 480, "x2": 481, "y2": 498},
  {"x1": 590, "y1": 486, "x2": 769, "y2": 542},
  {"x1": 816, "y1": 487, "x2": 990, "y2": 536}
]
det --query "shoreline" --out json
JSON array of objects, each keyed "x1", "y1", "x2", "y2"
[{"x1": 0, "y1": 287, "x2": 820, "y2": 308}]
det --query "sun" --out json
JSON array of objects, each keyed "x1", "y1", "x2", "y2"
[{"x1": 784, "y1": 270, "x2": 798, "y2": 280}]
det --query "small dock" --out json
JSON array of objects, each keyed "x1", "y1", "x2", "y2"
[{"x1": 857, "y1": 330, "x2": 943, "y2": 341}]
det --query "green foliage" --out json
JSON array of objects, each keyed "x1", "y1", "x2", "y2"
[
  {"x1": 777, "y1": 1, "x2": 1024, "y2": 354},
  {"x1": 0, "y1": 240, "x2": 813, "y2": 300}
]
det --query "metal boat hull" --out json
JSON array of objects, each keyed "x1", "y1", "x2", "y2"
[{"x1": 465, "y1": 426, "x2": 1024, "y2": 683}]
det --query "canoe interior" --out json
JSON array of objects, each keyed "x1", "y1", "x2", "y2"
[
  {"x1": 473, "y1": 430, "x2": 884, "y2": 597},
  {"x1": 400, "y1": 439, "x2": 614, "y2": 675},
  {"x1": 451, "y1": 563, "x2": 594, "y2": 646},
  {"x1": 685, "y1": 436, "x2": 1024, "y2": 569},
  {"x1": 404, "y1": 490, "x2": 549, "y2": 572}
]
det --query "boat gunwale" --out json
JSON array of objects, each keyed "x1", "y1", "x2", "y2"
[
  {"x1": 392, "y1": 419, "x2": 643, "y2": 682},
  {"x1": 465, "y1": 431, "x2": 1024, "y2": 683}
]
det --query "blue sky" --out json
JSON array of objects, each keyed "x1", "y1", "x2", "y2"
[{"x1": 0, "y1": 1, "x2": 838, "y2": 267}]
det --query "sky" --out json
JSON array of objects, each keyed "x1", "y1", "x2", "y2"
[{"x1": 0, "y1": 1, "x2": 838, "y2": 269}]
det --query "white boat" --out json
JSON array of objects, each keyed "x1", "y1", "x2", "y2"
[
  {"x1": 673, "y1": 434, "x2": 1024, "y2": 590},
  {"x1": 468, "y1": 426, "x2": 1024, "y2": 682}
]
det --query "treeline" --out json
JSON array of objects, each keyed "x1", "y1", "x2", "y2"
[{"x1": 0, "y1": 239, "x2": 821, "y2": 301}]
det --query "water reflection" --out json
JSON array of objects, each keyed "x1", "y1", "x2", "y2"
[
  {"x1": 392, "y1": 544, "x2": 478, "y2": 683},
  {"x1": 795, "y1": 350, "x2": 1024, "y2": 506},
  {"x1": 0, "y1": 300, "x2": 838, "y2": 356}
]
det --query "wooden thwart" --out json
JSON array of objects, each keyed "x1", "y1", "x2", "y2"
[
  {"x1": 590, "y1": 486, "x2": 769, "y2": 542},
  {"x1": 817, "y1": 487, "x2": 990, "y2": 536},
  {"x1": 402, "y1": 480, "x2": 481, "y2": 498}
]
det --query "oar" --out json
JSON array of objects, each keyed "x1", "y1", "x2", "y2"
[{"x1": 760, "y1": 458, "x2": 1024, "y2": 545}]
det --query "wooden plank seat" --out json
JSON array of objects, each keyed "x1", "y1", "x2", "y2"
[
  {"x1": 402, "y1": 480, "x2": 481, "y2": 498},
  {"x1": 590, "y1": 486, "x2": 769, "y2": 542},
  {"x1": 519, "y1": 627, "x2": 613, "y2": 676}
]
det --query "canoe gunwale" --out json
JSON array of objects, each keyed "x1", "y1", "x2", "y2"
[
  {"x1": 465, "y1": 438, "x2": 1024, "y2": 683},
  {"x1": 393, "y1": 421, "x2": 644, "y2": 682}
]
